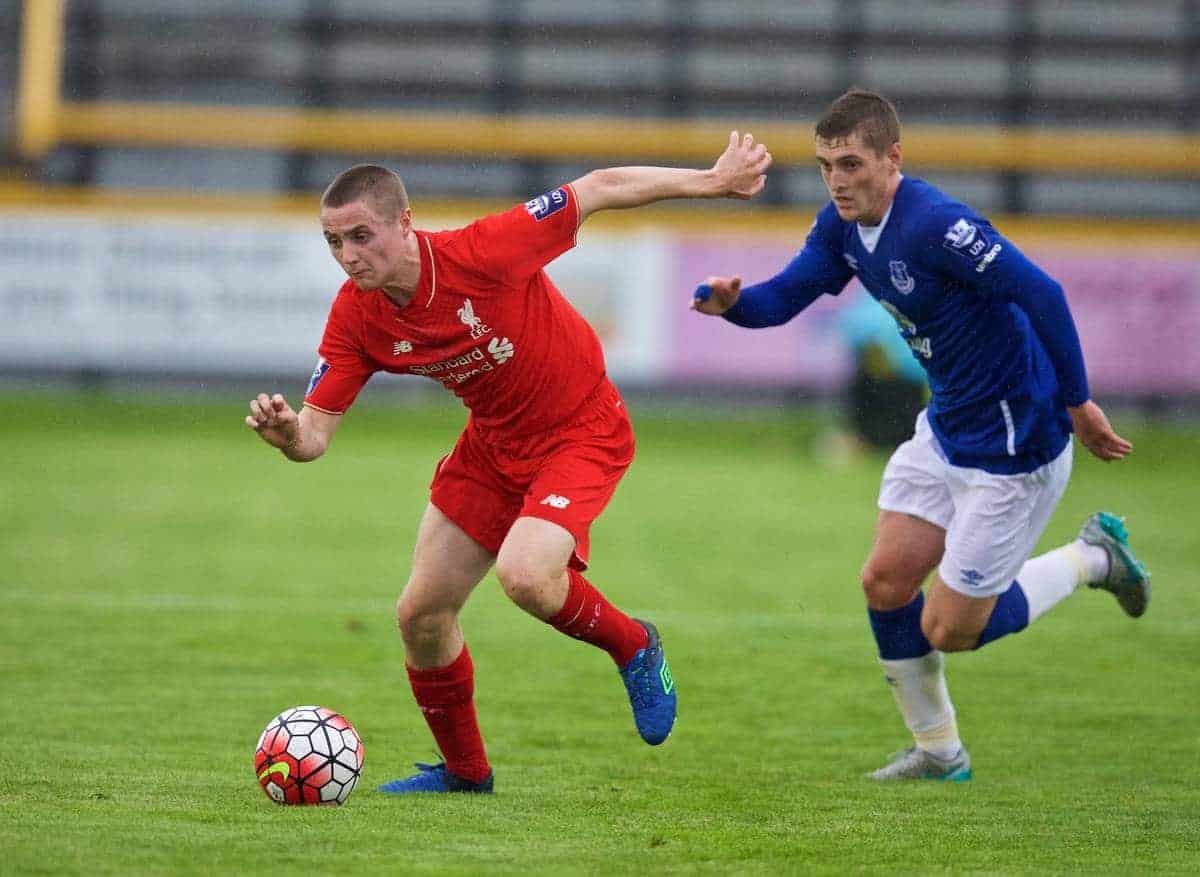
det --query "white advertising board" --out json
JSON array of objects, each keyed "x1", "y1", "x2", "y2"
[{"x1": 0, "y1": 211, "x2": 664, "y2": 383}]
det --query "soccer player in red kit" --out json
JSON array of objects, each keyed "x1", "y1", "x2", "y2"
[{"x1": 245, "y1": 132, "x2": 772, "y2": 793}]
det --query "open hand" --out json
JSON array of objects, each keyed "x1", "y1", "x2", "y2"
[
  {"x1": 712, "y1": 131, "x2": 772, "y2": 200},
  {"x1": 1069, "y1": 400, "x2": 1132, "y2": 461}
]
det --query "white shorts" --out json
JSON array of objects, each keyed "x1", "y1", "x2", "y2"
[{"x1": 878, "y1": 410, "x2": 1073, "y2": 598}]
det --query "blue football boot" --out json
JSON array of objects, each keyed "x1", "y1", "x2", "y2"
[
  {"x1": 619, "y1": 619, "x2": 677, "y2": 745},
  {"x1": 378, "y1": 762, "x2": 494, "y2": 795}
]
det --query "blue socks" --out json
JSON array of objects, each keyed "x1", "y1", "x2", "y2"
[
  {"x1": 869, "y1": 583, "x2": 1031, "y2": 656},
  {"x1": 868, "y1": 592, "x2": 933, "y2": 659},
  {"x1": 973, "y1": 582, "x2": 1029, "y2": 649}
]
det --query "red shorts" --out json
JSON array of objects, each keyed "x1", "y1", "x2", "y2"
[{"x1": 429, "y1": 379, "x2": 635, "y2": 570}]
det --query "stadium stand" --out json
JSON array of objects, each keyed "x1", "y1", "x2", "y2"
[{"x1": 7, "y1": 0, "x2": 1200, "y2": 216}]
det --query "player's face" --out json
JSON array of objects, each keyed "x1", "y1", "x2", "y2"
[
  {"x1": 815, "y1": 130, "x2": 901, "y2": 225},
  {"x1": 320, "y1": 199, "x2": 412, "y2": 289}
]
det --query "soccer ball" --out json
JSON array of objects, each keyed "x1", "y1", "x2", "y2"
[{"x1": 254, "y1": 705, "x2": 364, "y2": 805}]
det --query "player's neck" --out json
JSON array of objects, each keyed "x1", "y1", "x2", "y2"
[
  {"x1": 380, "y1": 234, "x2": 423, "y2": 308},
  {"x1": 859, "y1": 173, "x2": 903, "y2": 227}
]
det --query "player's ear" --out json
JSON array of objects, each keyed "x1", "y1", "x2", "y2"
[
  {"x1": 887, "y1": 141, "x2": 903, "y2": 172},
  {"x1": 398, "y1": 207, "x2": 414, "y2": 234}
]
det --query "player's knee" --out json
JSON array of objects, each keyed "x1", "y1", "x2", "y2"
[
  {"x1": 494, "y1": 556, "x2": 548, "y2": 610},
  {"x1": 395, "y1": 595, "x2": 453, "y2": 646},
  {"x1": 920, "y1": 615, "x2": 974, "y2": 653},
  {"x1": 860, "y1": 562, "x2": 920, "y2": 611}
]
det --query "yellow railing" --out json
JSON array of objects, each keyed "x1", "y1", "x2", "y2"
[{"x1": 41, "y1": 101, "x2": 1200, "y2": 177}]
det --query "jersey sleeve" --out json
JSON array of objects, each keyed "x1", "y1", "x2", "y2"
[
  {"x1": 920, "y1": 206, "x2": 1090, "y2": 406},
  {"x1": 303, "y1": 288, "x2": 376, "y2": 415},
  {"x1": 455, "y1": 184, "x2": 580, "y2": 285},
  {"x1": 723, "y1": 204, "x2": 854, "y2": 328}
]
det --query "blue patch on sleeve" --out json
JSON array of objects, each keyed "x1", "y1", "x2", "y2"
[
  {"x1": 941, "y1": 217, "x2": 999, "y2": 271},
  {"x1": 306, "y1": 358, "x2": 330, "y2": 395},
  {"x1": 524, "y1": 187, "x2": 569, "y2": 221}
]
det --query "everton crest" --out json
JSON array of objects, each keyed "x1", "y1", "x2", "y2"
[{"x1": 888, "y1": 260, "x2": 915, "y2": 295}]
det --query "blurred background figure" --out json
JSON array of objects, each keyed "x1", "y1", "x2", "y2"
[{"x1": 828, "y1": 288, "x2": 929, "y2": 460}]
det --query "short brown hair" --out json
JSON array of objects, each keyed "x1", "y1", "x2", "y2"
[
  {"x1": 815, "y1": 89, "x2": 901, "y2": 155},
  {"x1": 321, "y1": 164, "x2": 410, "y2": 220}
]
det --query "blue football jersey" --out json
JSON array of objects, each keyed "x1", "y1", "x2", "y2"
[{"x1": 726, "y1": 177, "x2": 1089, "y2": 474}]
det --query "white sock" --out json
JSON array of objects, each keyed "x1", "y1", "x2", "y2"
[
  {"x1": 1077, "y1": 539, "x2": 1111, "y2": 583},
  {"x1": 1018, "y1": 541, "x2": 1107, "y2": 624},
  {"x1": 879, "y1": 651, "x2": 961, "y2": 761}
]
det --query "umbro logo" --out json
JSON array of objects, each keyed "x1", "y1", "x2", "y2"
[
  {"x1": 393, "y1": 340, "x2": 412, "y2": 355},
  {"x1": 540, "y1": 494, "x2": 571, "y2": 509},
  {"x1": 488, "y1": 336, "x2": 514, "y2": 364},
  {"x1": 960, "y1": 569, "x2": 985, "y2": 588}
]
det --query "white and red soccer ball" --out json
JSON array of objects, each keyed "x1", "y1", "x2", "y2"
[{"x1": 254, "y1": 706, "x2": 364, "y2": 805}]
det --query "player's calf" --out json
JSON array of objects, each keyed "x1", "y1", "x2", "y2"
[{"x1": 922, "y1": 578, "x2": 1013, "y2": 653}]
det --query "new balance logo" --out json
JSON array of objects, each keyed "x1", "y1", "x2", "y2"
[
  {"x1": 540, "y1": 494, "x2": 571, "y2": 509},
  {"x1": 488, "y1": 336, "x2": 514, "y2": 364},
  {"x1": 392, "y1": 340, "x2": 412, "y2": 355},
  {"x1": 457, "y1": 298, "x2": 491, "y2": 340}
]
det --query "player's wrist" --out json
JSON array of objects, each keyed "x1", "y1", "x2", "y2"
[
  {"x1": 699, "y1": 167, "x2": 726, "y2": 198},
  {"x1": 279, "y1": 428, "x2": 304, "y2": 458}
]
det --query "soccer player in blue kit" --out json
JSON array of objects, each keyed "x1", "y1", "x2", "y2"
[{"x1": 692, "y1": 89, "x2": 1151, "y2": 781}]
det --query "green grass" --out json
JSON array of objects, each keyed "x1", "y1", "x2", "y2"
[{"x1": 2, "y1": 392, "x2": 1198, "y2": 875}]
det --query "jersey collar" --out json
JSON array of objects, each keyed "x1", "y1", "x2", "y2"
[
  {"x1": 412, "y1": 231, "x2": 437, "y2": 309},
  {"x1": 856, "y1": 174, "x2": 904, "y2": 254}
]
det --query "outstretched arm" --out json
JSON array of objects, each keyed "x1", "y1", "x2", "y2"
[
  {"x1": 571, "y1": 131, "x2": 771, "y2": 224},
  {"x1": 246, "y1": 393, "x2": 342, "y2": 462},
  {"x1": 690, "y1": 209, "x2": 854, "y2": 326}
]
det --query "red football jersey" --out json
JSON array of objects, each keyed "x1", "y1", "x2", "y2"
[{"x1": 303, "y1": 184, "x2": 608, "y2": 437}]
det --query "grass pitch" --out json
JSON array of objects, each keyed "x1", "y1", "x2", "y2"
[{"x1": 1, "y1": 390, "x2": 1197, "y2": 874}]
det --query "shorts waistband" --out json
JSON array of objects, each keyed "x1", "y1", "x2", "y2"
[
  {"x1": 564, "y1": 377, "x2": 621, "y2": 425},
  {"x1": 469, "y1": 376, "x2": 622, "y2": 452}
]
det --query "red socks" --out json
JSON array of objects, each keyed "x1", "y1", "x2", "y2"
[
  {"x1": 406, "y1": 645, "x2": 491, "y2": 784},
  {"x1": 547, "y1": 568, "x2": 649, "y2": 667},
  {"x1": 408, "y1": 574, "x2": 645, "y2": 782}
]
